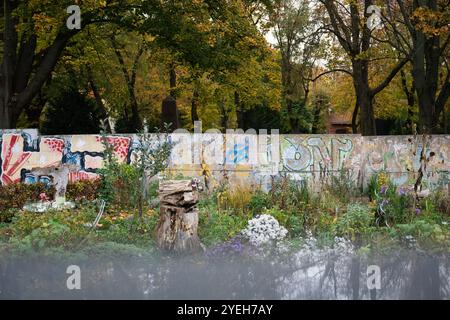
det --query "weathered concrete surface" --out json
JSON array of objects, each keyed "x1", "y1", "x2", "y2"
[{"x1": 1, "y1": 129, "x2": 448, "y2": 190}]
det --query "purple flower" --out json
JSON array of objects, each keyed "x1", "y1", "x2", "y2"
[
  {"x1": 380, "y1": 185, "x2": 388, "y2": 195},
  {"x1": 415, "y1": 208, "x2": 421, "y2": 215},
  {"x1": 398, "y1": 188, "x2": 406, "y2": 196}
]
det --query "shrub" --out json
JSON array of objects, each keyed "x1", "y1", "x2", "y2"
[
  {"x1": 374, "y1": 183, "x2": 415, "y2": 226},
  {"x1": 269, "y1": 176, "x2": 310, "y2": 211},
  {"x1": 336, "y1": 203, "x2": 374, "y2": 240},
  {"x1": 262, "y1": 207, "x2": 303, "y2": 237},
  {"x1": 97, "y1": 209, "x2": 159, "y2": 247},
  {"x1": 429, "y1": 188, "x2": 450, "y2": 216},
  {"x1": 0, "y1": 182, "x2": 55, "y2": 211},
  {"x1": 248, "y1": 189, "x2": 271, "y2": 215},
  {"x1": 6, "y1": 206, "x2": 96, "y2": 250},
  {"x1": 97, "y1": 162, "x2": 140, "y2": 208},
  {"x1": 97, "y1": 124, "x2": 172, "y2": 215},
  {"x1": 391, "y1": 220, "x2": 449, "y2": 247},
  {"x1": 0, "y1": 208, "x2": 19, "y2": 223},
  {"x1": 0, "y1": 180, "x2": 100, "y2": 215},
  {"x1": 1, "y1": 204, "x2": 161, "y2": 253},
  {"x1": 198, "y1": 206, "x2": 249, "y2": 246},
  {"x1": 66, "y1": 179, "x2": 101, "y2": 202},
  {"x1": 326, "y1": 169, "x2": 360, "y2": 202}
]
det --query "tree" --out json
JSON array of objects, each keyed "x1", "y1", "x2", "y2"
[
  {"x1": 40, "y1": 72, "x2": 101, "y2": 135},
  {"x1": 0, "y1": 0, "x2": 138, "y2": 129},
  {"x1": 110, "y1": 31, "x2": 144, "y2": 132},
  {"x1": 386, "y1": 0, "x2": 449, "y2": 133},
  {"x1": 271, "y1": 0, "x2": 324, "y2": 132},
  {"x1": 319, "y1": 0, "x2": 409, "y2": 135}
]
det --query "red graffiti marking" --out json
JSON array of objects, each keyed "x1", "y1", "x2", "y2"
[
  {"x1": 69, "y1": 171, "x2": 99, "y2": 183},
  {"x1": 1, "y1": 134, "x2": 31, "y2": 184},
  {"x1": 95, "y1": 136, "x2": 130, "y2": 159},
  {"x1": 43, "y1": 138, "x2": 65, "y2": 153}
]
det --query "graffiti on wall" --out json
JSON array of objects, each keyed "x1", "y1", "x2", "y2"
[
  {"x1": 0, "y1": 130, "x2": 449, "y2": 190},
  {"x1": 364, "y1": 135, "x2": 450, "y2": 188},
  {"x1": 0, "y1": 131, "x2": 133, "y2": 185}
]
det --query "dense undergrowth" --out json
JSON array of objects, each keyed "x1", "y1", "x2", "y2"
[{"x1": 0, "y1": 170, "x2": 448, "y2": 259}]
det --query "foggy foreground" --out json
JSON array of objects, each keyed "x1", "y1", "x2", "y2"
[{"x1": 0, "y1": 248, "x2": 448, "y2": 300}]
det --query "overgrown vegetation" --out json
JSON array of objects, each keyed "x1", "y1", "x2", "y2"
[{"x1": 0, "y1": 171, "x2": 448, "y2": 257}]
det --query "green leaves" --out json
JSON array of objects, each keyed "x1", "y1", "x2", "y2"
[{"x1": 336, "y1": 203, "x2": 374, "y2": 238}]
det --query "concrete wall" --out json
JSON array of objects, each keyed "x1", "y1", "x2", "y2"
[{"x1": 1, "y1": 129, "x2": 449, "y2": 190}]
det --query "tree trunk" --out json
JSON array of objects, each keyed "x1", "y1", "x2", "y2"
[
  {"x1": 351, "y1": 100, "x2": 359, "y2": 134},
  {"x1": 191, "y1": 89, "x2": 199, "y2": 125},
  {"x1": 311, "y1": 97, "x2": 322, "y2": 134},
  {"x1": 87, "y1": 66, "x2": 109, "y2": 121},
  {"x1": 111, "y1": 37, "x2": 143, "y2": 132},
  {"x1": 24, "y1": 92, "x2": 46, "y2": 128},
  {"x1": 219, "y1": 99, "x2": 229, "y2": 131},
  {"x1": 353, "y1": 60, "x2": 376, "y2": 135},
  {"x1": 155, "y1": 180, "x2": 202, "y2": 253},
  {"x1": 161, "y1": 95, "x2": 180, "y2": 131},
  {"x1": 0, "y1": 100, "x2": 11, "y2": 128},
  {"x1": 402, "y1": 0, "x2": 449, "y2": 134},
  {"x1": 400, "y1": 69, "x2": 415, "y2": 133},
  {"x1": 281, "y1": 57, "x2": 299, "y2": 133}
]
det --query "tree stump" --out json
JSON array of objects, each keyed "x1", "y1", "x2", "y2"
[{"x1": 155, "y1": 180, "x2": 202, "y2": 253}]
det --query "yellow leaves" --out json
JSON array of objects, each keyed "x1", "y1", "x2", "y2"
[
  {"x1": 411, "y1": 7, "x2": 449, "y2": 38},
  {"x1": 377, "y1": 172, "x2": 389, "y2": 187},
  {"x1": 33, "y1": 13, "x2": 59, "y2": 33}
]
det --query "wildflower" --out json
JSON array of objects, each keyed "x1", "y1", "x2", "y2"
[
  {"x1": 398, "y1": 187, "x2": 406, "y2": 196},
  {"x1": 241, "y1": 214, "x2": 288, "y2": 246},
  {"x1": 415, "y1": 208, "x2": 421, "y2": 215},
  {"x1": 380, "y1": 185, "x2": 388, "y2": 195}
]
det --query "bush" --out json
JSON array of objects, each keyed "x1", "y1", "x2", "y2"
[
  {"x1": 0, "y1": 182, "x2": 55, "y2": 212},
  {"x1": 269, "y1": 176, "x2": 310, "y2": 212},
  {"x1": 5, "y1": 206, "x2": 96, "y2": 251},
  {"x1": 66, "y1": 179, "x2": 101, "y2": 202},
  {"x1": 326, "y1": 169, "x2": 360, "y2": 202},
  {"x1": 198, "y1": 206, "x2": 250, "y2": 246},
  {"x1": 0, "y1": 180, "x2": 100, "y2": 223},
  {"x1": 248, "y1": 190, "x2": 271, "y2": 215},
  {"x1": 0, "y1": 208, "x2": 19, "y2": 223},
  {"x1": 429, "y1": 188, "x2": 450, "y2": 216},
  {"x1": 262, "y1": 207, "x2": 303, "y2": 237},
  {"x1": 97, "y1": 162, "x2": 140, "y2": 209},
  {"x1": 0, "y1": 204, "x2": 161, "y2": 254},
  {"x1": 97, "y1": 209, "x2": 159, "y2": 247},
  {"x1": 336, "y1": 203, "x2": 374, "y2": 240},
  {"x1": 391, "y1": 220, "x2": 449, "y2": 247}
]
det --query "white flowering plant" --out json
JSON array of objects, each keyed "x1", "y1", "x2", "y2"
[{"x1": 241, "y1": 214, "x2": 288, "y2": 246}]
